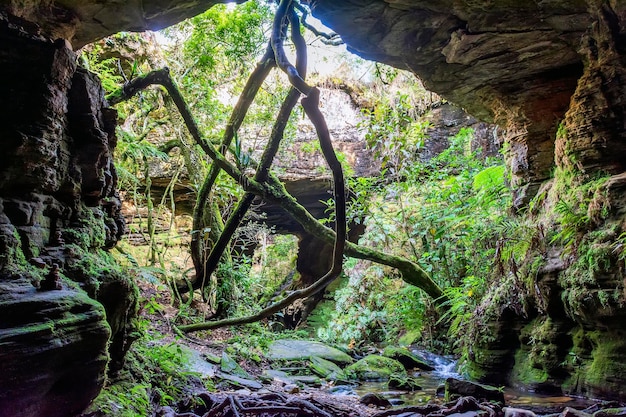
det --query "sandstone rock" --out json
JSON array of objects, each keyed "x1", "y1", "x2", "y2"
[
  {"x1": 0, "y1": 16, "x2": 137, "y2": 417},
  {"x1": 0, "y1": 278, "x2": 110, "y2": 417},
  {"x1": 445, "y1": 377, "x2": 505, "y2": 404},
  {"x1": 267, "y1": 339, "x2": 353, "y2": 364},
  {"x1": 345, "y1": 355, "x2": 407, "y2": 381}
]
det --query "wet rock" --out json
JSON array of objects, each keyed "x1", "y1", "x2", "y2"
[
  {"x1": 328, "y1": 385, "x2": 358, "y2": 396},
  {"x1": 388, "y1": 375, "x2": 422, "y2": 391},
  {"x1": 0, "y1": 278, "x2": 110, "y2": 417},
  {"x1": 383, "y1": 346, "x2": 435, "y2": 371},
  {"x1": 345, "y1": 355, "x2": 407, "y2": 381},
  {"x1": 445, "y1": 377, "x2": 505, "y2": 404},
  {"x1": 504, "y1": 407, "x2": 538, "y2": 417},
  {"x1": 309, "y1": 355, "x2": 345, "y2": 378},
  {"x1": 267, "y1": 339, "x2": 353, "y2": 364},
  {"x1": 360, "y1": 392, "x2": 392, "y2": 408}
]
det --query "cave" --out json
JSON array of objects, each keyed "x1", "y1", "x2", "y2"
[{"x1": 1, "y1": 1, "x2": 626, "y2": 416}]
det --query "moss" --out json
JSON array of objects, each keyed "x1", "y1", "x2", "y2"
[
  {"x1": 344, "y1": 354, "x2": 406, "y2": 381},
  {"x1": 558, "y1": 222, "x2": 624, "y2": 319},
  {"x1": 512, "y1": 348, "x2": 549, "y2": 386},
  {"x1": 382, "y1": 346, "x2": 433, "y2": 370},
  {"x1": 85, "y1": 336, "x2": 209, "y2": 416},
  {"x1": 584, "y1": 332, "x2": 626, "y2": 388},
  {"x1": 63, "y1": 205, "x2": 107, "y2": 249}
]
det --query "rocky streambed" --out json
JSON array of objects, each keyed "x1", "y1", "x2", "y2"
[{"x1": 147, "y1": 339, "x2": 622, "y2": 417}]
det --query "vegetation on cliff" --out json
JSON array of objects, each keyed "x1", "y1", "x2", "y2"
[{"x1": 77, "y1": 0, "x2": 626, "y2": 412}]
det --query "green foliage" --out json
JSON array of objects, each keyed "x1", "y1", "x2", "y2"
[
  {"x1": 549, "y1": 168, "x2": 610, "y2": 252},
  {"x1": 361, "y1": 91, "x2": 432, "y2": 177},
  {"x1": 319, "y1": 124, "x2": 511, "y2": 351},
  {"x1": 79, "y1": 44, "x2": 125, "y2": 94},
  {"x1": 85, "y1": 336, "x2": 203, "y2": 416}
]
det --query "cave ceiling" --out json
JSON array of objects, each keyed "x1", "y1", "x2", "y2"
[{"x1": 2, "y1": 0, "x2": 604, "y2": 189}]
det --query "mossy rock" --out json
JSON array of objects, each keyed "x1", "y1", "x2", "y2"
[
  {"x1": 593, "y1": 408, "x2": 626, "y2": 417},
  {"x1": 344, "y1": 355, "x2": 406, "y2": 381},
  {"x1": 308, "y1": 355, "x2": 344, "y2": 379},
  {"x1": 382, "y1": 346, "x2": 434, "y2": 371},
  {"x1": 388, "y1": 375, "x2": 422, "y2": 391},
  {"x1": 445, "y1": 377, "x2": 505, "y2": 404},
  {"x1": 579, "y1": 331, "x2": 626, "y2": 399},
  {"x1": 267, "y1": 339, "x2": 353, "y2": 364},
  {"x1": 221, "y1": 352, "x2": 251, "y2": 378}
]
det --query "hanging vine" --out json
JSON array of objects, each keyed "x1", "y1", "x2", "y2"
[{"x1": 108, "y1": 0, "x2": 443, "y2": 333}]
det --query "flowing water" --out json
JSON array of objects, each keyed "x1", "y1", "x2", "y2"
[{"x1": 346, "y1": 350, "x2": 595, "y2": 412}]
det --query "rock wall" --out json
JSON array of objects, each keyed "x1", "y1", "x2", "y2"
[
  {"x1": 2, "y1": 0, "x2": 626, "y2": 403},
  {"x1": 0, "y1": 13, "x2": 137, "y2": 417},
  {"x1": 463, "y1": 3, "x2": 626, "y2": 400}
]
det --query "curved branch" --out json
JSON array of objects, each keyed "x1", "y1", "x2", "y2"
[
  {"x1": 109, "y1": 67, "x2": 444, "y2": 333},
  {"x1": 271, "y1": 0, "x2": 311, "y2": 95},
  {"x1": 178, "y1": 89, "x2": 347, "y2": 333},
  {"x1": 294, "y1": 3, "x2": 344, "y2": 45},
  {"x1": 192, "y1": 7, "x2": 310, "y2": 292},
  {"x1": 191, "y1": 44, "x2": 276, "y2": 292},
  {"x1": 178, "y1": 2, "x2": 347, "y2": 333}
]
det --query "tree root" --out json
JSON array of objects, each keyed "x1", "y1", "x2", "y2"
[{"x1": 156, "y1": 393, "x2": 341, "y2": 417}]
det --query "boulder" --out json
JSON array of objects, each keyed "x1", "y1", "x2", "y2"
[
  {"x1": 215, "y1": 371, "x2": 263, "y2": 390},
  {"x1": 0, "y1": 278, "x2": 110, "y2": 417},
  {"x1": 267, "y1": 339, "x2": 353, "y2": 364},
  {"x1": 388, "y1": 375, "x2": 422, "y2": 391},
  {"x1": 220, "y1": 352, "x2": 250, "y2": 378},
  {"x1": 309, "y1": 355, "x2": 345, "y2": 379},
  {"x1": 383, "y1": 346, "x2": 435, "y2": 371},
  {"x1": 345, "y1": 355, "x2": 406, "y2": 381},
  {"x1": 445, "y1": 377, "x2": 505, "y2": 404},
  {"x1": 262, "y1": 369, "x2": 321, "y2": 387},
  {"x1": 360, "y1": 393, "x2": 392, "y2": 408}
]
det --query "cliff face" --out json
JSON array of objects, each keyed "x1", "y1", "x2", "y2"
[
  {"x1": 1, "y1": 0, "x2": 626, "y2": 406},
  {"x1": 0, "y1": 14, "x2": 137, "y2": 417}
]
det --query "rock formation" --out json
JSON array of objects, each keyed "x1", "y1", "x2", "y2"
[
  {"x1": 1, "y1": 0, "x2": 626, "y2": 408},
  {"x1": 0, "y1": 13, "x2": 137, "y2": 417}
]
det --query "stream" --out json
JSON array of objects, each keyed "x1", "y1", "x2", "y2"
[
  {"x1": 186, "y1": 343, "x2": 596, "y2": 414},
  {"x1": 347, "y1": 350, "x2": 594, "y2": 412}
]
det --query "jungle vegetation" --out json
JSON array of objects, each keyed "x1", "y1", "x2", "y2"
[{"x1": 81, "y1": 1, "x2": 524, "y2": 408}]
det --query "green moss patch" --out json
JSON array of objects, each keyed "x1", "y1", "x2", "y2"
[{"x1": 344, "y1": 354, "x2": 406, "y2": 381}]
